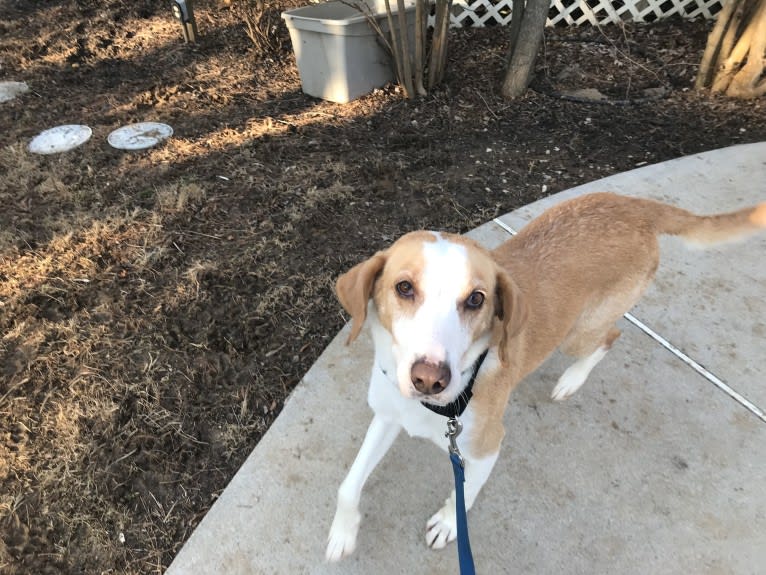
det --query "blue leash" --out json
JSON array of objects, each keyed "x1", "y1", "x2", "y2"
[
  {"x1": 450, "y1": 451, "x2": 475, "y2": 574},
  {"x1": 422, "y1": 352, "x2": 487, "y2": 575},
  {"x1": 447, "y1": 418, "x2": 476, "y2": 575}
]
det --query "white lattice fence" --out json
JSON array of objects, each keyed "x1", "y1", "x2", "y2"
[{"x1": 450, "y1": 0, "x2": 723, "y2": 27}]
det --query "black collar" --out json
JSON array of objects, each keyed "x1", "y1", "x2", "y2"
[{"x1": 421, "y1": 350, "x2": 489, "y2": 419}]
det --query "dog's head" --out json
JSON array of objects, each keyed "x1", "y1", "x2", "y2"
[{"x1": 336, "y1": 231, "x2": 526, "y2": 404}]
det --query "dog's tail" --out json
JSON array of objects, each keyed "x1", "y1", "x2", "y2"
[{"x1": 646, "y1": 199, "x2": 766, "y2": 247}]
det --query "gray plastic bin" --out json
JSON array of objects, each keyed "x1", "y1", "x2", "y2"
[{"x1": 282, "y1": 1, "x2": 415, "y2": 103}]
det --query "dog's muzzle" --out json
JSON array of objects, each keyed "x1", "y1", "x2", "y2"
[{"x1": 410, "y1": 359, "x2": 451, "y2": 395}]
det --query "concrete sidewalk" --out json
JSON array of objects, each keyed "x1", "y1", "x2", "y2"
[{"x1": 166, "y1": 143, "x2": 766, "y2": 575}]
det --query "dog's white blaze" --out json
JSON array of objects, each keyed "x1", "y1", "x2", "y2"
[{"x1": 392, "y1": 233, "x2": 473, "y2": 399}]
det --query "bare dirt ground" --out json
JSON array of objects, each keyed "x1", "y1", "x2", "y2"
[{"x1": 1, "y1": 1, "x2": 765, "y2": 573}]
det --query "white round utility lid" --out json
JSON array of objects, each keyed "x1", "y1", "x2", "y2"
[
  {"x1": 28, "y1": 124, "x2": 93, "y2": 154},
  {"x1": 108, "y1": 122, "x2": 173, "y2": 150},
  {"x1": 0, "y1": 81, "x2": 29, "y2": 103}
]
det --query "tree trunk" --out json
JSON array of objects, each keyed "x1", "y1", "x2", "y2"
[
  {"x1": 502, "y1": 0, "x2": 551, "y2": 99},
  {"x1": 396, "y1": 0, "x2": 415, "y2": 96},
  {"x1": 372, "y1": 0, "x2": 452, "y2": 98},
  {"x1": 428, "y1": 0, "x2": 453, "y2": 89},
  {"x1": 696, "y1": 0, "x2": 766, "y2": 98},
  {"x1": 383, "y1": 0, "x2": 411, "y2": 97},
  {"x1": 414, "y1": 0, "x2": 427, "y2": 96}
]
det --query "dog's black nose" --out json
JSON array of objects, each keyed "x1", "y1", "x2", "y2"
[{"x1": 411, "y1": 359, "x2": 451, "y2": 395}]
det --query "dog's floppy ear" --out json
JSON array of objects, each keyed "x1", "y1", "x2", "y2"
[
  {"x1": 336, "y1": 251, "x2": 387, "y2": 344},
  {"x1": 495, "y1": 270, "x2": 528, "y2": 365}
]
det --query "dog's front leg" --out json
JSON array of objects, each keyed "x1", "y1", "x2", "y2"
[
  {"x1": 425, "y1": 450, "x2": 499, "y2": 549},
  {"x1": 326, "y1": 414, "x2": 401, "y2": 562}
]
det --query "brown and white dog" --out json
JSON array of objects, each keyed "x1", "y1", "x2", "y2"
[{"x1": 325, "y1": 192, "x2": 766, "y2": 562}]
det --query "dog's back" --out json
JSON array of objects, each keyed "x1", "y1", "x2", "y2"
[{"x1": 491, "y1": 192, "x2": 766, "y2": 392}]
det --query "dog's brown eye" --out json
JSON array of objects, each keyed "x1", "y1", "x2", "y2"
[
  {"x1": 396, "y1": 280, "x2": 414, "y2": 298},
  {"x1": 465, "y1": 290, "x2": 485, "y2": 309}
]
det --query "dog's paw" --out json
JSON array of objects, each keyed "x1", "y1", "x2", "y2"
[
  {"x1": 553, "y1": 347, "x2": 609, "y2": 401},
  {"x1": 551, "y1": 368, "x2": 586, "y2": 401},
  {"x1": 425, "y1": 505, "x2": 457, "y2": 550},
  {"x1": 325, "y1": 506, "x2": 361, "y2": 562}
]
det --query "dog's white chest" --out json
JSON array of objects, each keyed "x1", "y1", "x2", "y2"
[
  {"x1": 398, "y1": 404, "x2": 446, "y2": 446},
  {"x1": 367, "y1": 366, "x2": 449, "y2": 449}
]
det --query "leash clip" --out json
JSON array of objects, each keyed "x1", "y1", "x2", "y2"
[{"x1": 446, "y1": 417, "x2": 464, "y2": 468}]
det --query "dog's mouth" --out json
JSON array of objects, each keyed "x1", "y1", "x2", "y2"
[
  {"x1": 417, "y1": 392, "x2": 455, "y2": 406},
  {"x1": 415, "y1": 390, "x2": 446, "y2": 404},
  {"x1": 384, "y1": 354, "x2": 481, "y2": 405},
  {"x1": 407, "y1": 349, "x2": 489, "y2": 407},
  {"x1": 405, "y1": 363, "x2": 475, "y2": 405}
]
